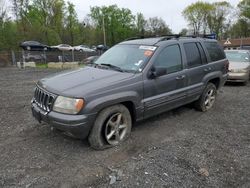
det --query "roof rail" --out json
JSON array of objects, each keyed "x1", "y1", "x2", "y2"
[
  {"x1": 124, "y1": 33, "x2": 216, "y2": 43},
  {"x1": 157, "y1": 34, "x2": 181, "y2": 42},
  {"x1": 184, "y1": 34, "x2": 217, "y2": 39},
  {"x1": 124, "y1": 35, "x2": 156, "y2": 41}
]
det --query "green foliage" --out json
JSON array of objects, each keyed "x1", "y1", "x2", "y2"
[
  {"x1": 207, "y1": 1, "x2": 232, "y2": 38},
  {"x1": 90, "y1": 5, "x2": 135, "y2": 46},
  {"x1": 146, "y1": 17, "x2": 172, "y2": 36},
  {"x1": 65, "y1": 2, "x2": 79, "y2": 45},
  {"x1": 179, "y1": 28, "x2": 188, "y2": 36},
  {"x1": 238, "y1": 0, "x2": 250, "y2": 20},
  {"x1": 135, "y1": 13, "x2": 146, "y2": 36},
  {"x1": 0, "y1": 0, "x2": 250, "y2": 51},
  {"x1": 229, "y1": 19, "x2": 250, "y2": 38},
  {"x1": 182, "y1": 1, "x2": 213, "y2": 35},
  {"x1": 182, "y1": 0, "x2": 250, "y2": 39}
]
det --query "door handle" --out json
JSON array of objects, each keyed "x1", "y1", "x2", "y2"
[
  {"x1": 176, "y1": 75, "x2": 186, "y2": 80},
  {"x1": 204, "y1": 67, "x2": 212, "y2": 72}
]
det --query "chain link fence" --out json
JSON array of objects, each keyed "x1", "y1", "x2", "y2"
[{"x1": 0, "y1": 49, "x2": 101, "y2": 68}]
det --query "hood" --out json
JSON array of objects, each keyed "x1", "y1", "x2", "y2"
[
  {"x1": 38, "y1": 66, "x2": 134, "y2": 97},
  {"x1": 229, "y1": 61, "x2": 250, "y2": 70}
]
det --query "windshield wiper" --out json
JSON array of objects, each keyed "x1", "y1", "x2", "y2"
[
  {"x1": 86, "y1": 62, "x2": 98, "y2": 66},
  {"x1": 100, "y1": 63, "x2": 124, "y2": 72}
]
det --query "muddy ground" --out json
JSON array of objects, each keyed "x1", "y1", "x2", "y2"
[{"x1": 0, "y1": 67, "x2": 249, "y2": 188}]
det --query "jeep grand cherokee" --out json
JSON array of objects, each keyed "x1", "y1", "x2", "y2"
[{"x1": 31, "y1": 36, "x2": 228, "y2": 149}]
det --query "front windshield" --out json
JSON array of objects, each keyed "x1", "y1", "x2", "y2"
[
  {"x1": 94, "y1": 44, "x2": 156, "y2": 72},
  {"x1": 225, "y1": 51, "x2": 250, "y2": 62}
]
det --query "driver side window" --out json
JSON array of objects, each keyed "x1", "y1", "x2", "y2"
[{"x1": 154, "y1": 44, "x2": 183, "y2": 74}]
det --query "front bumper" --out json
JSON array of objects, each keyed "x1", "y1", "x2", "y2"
[
  {"x1": 227, "y1": 72, "x2": 249, "y2": 82},
  {"x1": 31, "y1": 102, "x2": 96, "y2": 139}
]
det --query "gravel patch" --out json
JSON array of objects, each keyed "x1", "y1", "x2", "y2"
[{"x1": 0, "y1": 67, "x2": 249, "y2": 187}]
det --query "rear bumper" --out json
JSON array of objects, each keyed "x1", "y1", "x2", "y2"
[
  {"x1": 227, "y1": 72, "x2": 249, "y2": 82},
  {"x1": 31, "y1": 102, "x2": 96, "y2": 139}
]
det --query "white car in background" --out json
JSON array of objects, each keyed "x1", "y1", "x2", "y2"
[
  {"x1": 74, "y1": 45, "x2": 96, "y2": 52},
  {"x1": 51, "y1": 44, "x2": 73, "y2": 51}
]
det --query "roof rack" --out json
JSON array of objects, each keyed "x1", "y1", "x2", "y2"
[
  {"x1": 124, "y1": 35, "x2": 156, "y2": 41},
  {"x1": 124, "y1": 33, "x2": 216, "y2": 43},
  {"x1": 183, "y1": 34, "x2": 217, "y2": 39},
  {"x1": 156, "y1": 34, "x2": 181, "y2": 42}
]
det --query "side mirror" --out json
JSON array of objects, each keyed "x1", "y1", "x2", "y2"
[{"x1": 148, "y1": 66, "x2": 166, "y2": 79}]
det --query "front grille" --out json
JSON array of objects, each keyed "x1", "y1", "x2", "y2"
[{"x1": 33, "y1": 86, "x2": 56, "y2": 112}]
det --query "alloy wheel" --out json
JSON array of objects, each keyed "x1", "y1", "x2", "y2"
[
  {"x1": 104, "y1": 113, "x2": 128, "y2": 145},
  {"x1": 204, "y1": 88, "x2": 216, "y2": 110}
]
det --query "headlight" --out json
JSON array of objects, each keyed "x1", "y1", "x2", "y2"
[
  {"x1": 230, "y1": 69, "x2": 248, "y2": 73},
  {"x1": 53, "y1": 96, "x2": 84, "y2": 114}
]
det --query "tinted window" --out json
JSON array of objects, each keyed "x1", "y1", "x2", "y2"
[
  {"x1": 204, "y1": 42, "x2": 226, "y2": 62},
  {"x1": 184, "y1": 43, "x2": 202, "y2": 68},
  {"x1": 154, "y1": 44, "x2": 182, "y2": 74}
]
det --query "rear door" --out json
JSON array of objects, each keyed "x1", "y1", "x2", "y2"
[
  {"x1": 182, "y1": 42, "x2": 211, "y2": 99},
  {"x1": 143, "y1": 44, "x2": 188, "y2": 118}
]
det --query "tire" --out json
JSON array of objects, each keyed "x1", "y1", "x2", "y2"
[
  {"x1": 88, "y1": 104, "x2": 132, "y2": 150},
  {"x1": 195, "y1": 82, "x2": 217, "y2": 112}
]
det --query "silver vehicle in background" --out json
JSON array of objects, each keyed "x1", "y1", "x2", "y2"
[
  {"x1": 74, "y1": 45, "x2": 96, "y2": 52},
  {"x1": 225, "y1": 50, "x2": 250, "y2": 85},
  {"x1": 51, "y1": 44, "x2": 73, "y2": 51}
]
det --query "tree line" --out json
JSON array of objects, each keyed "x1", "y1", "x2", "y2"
[
  {"x1": 182, "y1": 0, "x2": 250, "y2": 39},
  {"x1": 0, "y1": 0, "x2": 249, "y2": 51}
]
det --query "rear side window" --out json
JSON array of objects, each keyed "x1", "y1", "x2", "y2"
[
  {"x1": 197, "y1": 43, "x2": 207, "y2": 64},
  {"x1": 154, "y1": 44, "x2": 182, "y2": 74},
  {"x1": 184, "y1": 43, "x2": 202, "y2": 68},
  {"x1": 204, "y1": 42, "x2": 226, "y2": 62}
]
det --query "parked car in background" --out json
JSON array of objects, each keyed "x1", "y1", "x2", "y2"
[
  {"x1": 240, "y1": 46, "x2": 250, "y2": 51},
  {"x1": 24, "y1": 52, "x2": 46, "y2": 62},
  {"x1": 91, "y1": 45, "x2": 97, "y2": 51},
  {"x1": 20, "y1": 41, "x2": 50, "y2": 51},
  {"x1": 74, "y1": 45, "x2": 96, "y2": 52},
  {"x1": 225, "y1": 50, "x2": 250, "y2": 85},
  {"x1": 31, "y1": 35, "x2": 228, "y2": 149},
  {"x1": 51, "y1": 44, "x2": 73, "y2": 51},
  {"x1": 96, "y1": 44, "x2": 109, "y2": 51}
]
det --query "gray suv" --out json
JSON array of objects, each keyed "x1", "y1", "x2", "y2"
[{"x1": 31, "y1": 36, "x2": 228, "y2": 149}]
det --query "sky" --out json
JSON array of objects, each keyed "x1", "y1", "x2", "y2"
[{"x1": 69, "y1": 0, "x2": 240, "y2": 33}]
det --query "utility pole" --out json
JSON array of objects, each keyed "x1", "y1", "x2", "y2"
[{"x1": 102, "y1": 15, "x2": 106, "y2": 46}]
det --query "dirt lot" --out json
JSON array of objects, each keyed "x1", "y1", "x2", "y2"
[{"x1": 0, "y1": 67, "x2": 250, "y2": 188}]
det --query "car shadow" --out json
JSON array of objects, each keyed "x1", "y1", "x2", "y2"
[
  {"x1": 47, "y1": 104, "x2": 195, "y2": 150},
  {"x1": 133, "y1": 104, "x2": 194, "y2": 130},
  {"x1": 224, "y1": 82, "x2": 248, "y2": 87}
]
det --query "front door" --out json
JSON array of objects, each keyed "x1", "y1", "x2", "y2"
[{"x1": 143, "y1": 44, "x2": 188, "y2": 118}]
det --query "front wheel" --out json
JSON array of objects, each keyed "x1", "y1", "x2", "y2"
[
  {"x1": 88, "y1": 104, "x2": 132, "y2": 150},
  {"x1": 195, "y1": 83, "x2": 217, "y2": 112}
]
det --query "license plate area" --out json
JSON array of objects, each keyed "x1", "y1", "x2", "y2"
[{"x1": 32, "y1": 107, "x2": 42, "y2": 123}]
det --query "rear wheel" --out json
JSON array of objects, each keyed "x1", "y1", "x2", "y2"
[
  {"x1": 195, "y1": 83, "x2": 217, "y2": 112},
  {"x1": 88, "y1": 104, "x2": 132, "y2": 150}
]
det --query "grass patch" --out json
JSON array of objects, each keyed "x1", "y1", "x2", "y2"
[{"x1": 36, "y1": 63, "x2": 48, "y2": 68}]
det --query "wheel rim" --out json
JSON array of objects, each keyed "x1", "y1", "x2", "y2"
[
  {"x1": 104, "y1": 113, "x2": 128, "y2": 145},
  {"x1": 204, "y1": 88, "x2": 216, "y2": 110}
]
